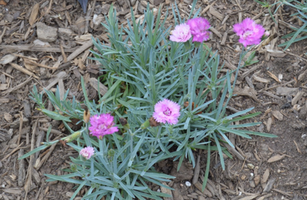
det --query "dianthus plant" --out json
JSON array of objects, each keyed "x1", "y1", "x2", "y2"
[{"x1": 23, "y1": 2, "x2": 276, "y2": 200}]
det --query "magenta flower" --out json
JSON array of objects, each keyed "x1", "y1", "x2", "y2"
[
  {"x1": 187, "y1": 17, "x2": 210, "y2": 42},
  {"x1": 80, "y1": 146, "x2": 94, "y2": 159},
  {"x1": 153, "y1": 99, "x2": 180, "y2": 125},
  {"x1": 89, "y1": 113, "x2": 118, "y2": 139},
  {"x1": 233, "y1": 18, "x2": 265, "y2": 47},
  {"x1": 170, "y1": 23, "x2": 192, "y2": 42}
]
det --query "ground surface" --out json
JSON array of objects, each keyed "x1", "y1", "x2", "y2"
[{"x1": 0, "y1": 0, "x2": 307, "y2": 199}]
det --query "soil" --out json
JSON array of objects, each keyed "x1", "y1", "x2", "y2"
[{"x1": 1, "y1": 0, "x2": 307, "y2": 200}]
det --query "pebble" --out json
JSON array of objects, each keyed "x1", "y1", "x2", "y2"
[{"x1": 36, "y1": 22, "x2": 58, "y2": 42}]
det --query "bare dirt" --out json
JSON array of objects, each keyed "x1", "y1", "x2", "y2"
[{"x1": 1, "y1": 0, "x2": 307, "y2": 199}]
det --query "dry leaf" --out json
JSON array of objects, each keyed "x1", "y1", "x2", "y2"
[
  {"x1": 24, "y1": 59, "x2": 39, "y2": 73},
  {"x1": 29, "y1": 3, "x2": 40, "y2": 26},
  {"x1": 4, "y1": 113, "x2": 13, "y2": 122},
  {"x1": 0, "y1": 0, "x2": 7, "y2": 5},
  {"x1": 267, "y1": 71, "x2": 280, "y2": 83},
  {"x1": 267, "y1": 154, "x2": 286, "y2": 163},
  {"x1": 261, "y1": 168, "x2": 270, "y2": 185},
  {"x1": 272, "y1": 110, "x2": 283, "y2": 121}
]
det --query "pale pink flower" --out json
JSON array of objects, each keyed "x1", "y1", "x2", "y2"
[
  {"x1": 153, "y1": 99, "x2": 180, "y2": 125},
  {"x1": 89, "y1": 113, "x2": 118, "y2": 139},
  {"x1": 80, "y1": 146, "x2": 94, "y2": 159},
  {"x1": 186, "y1": 17, "x2": 210, "y2": 42},
  {"x1": 264, "y1": 31, "x2": 270, "y2": 37},
  {"x1": 170, "y1": 23, "x2": 192, "y2": 42},
  {"x1": 233, "y1": 18, "x2": 265, "y2": 47}
]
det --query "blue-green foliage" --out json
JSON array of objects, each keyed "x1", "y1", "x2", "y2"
[
  {"x1": 27, "y1": 3, "x2": 277, "y2": 200},
  {"x1": 255, "y1": 0, "x2": 307, "y2": 53}
]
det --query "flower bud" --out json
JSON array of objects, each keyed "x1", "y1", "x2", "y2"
[
  {"x1": 83, "y1": 108, "x2": 90, "y2": 123},
  {"x1": 63, "y1": 131, "x2": 81, "y2": 143}
]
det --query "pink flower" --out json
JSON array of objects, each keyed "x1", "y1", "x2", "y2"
[
  {"x1": 89, "y1": 113, "x2": 118, "y2": 139},
  {"x1": 233, "y1": 18, "x2": 265, "y2": 47},
  {"x1": 80, "y1": 146, "x2": 94, "y2": 159},
  {"x1": 170, "y1": 23, "x2": 192, "y2": 42},
  {"x1": 153, "y1": 99, "x2": 180, "y2": 125},
  {"x1": 186, "y1": 17, "x2": 210, "y2": 42},
  {"x1": 264, "y1": 31, "x2": 270, "y2": 37}
]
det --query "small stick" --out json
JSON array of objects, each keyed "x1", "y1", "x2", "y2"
[
  {"x1": 13, "y1": 54, "x2": 38, "y2": 61},
  {"x1": 200, "y1": 1, "x2": 215, "y2": 15},
  {"x1": 293, "y1": 140, "x2": 301, "y2": 154},
  {"x1": 10, "y1": 63, "x2": 39, "y2": 79},
  {"x1": 60, "y1": 44, "x2": 67, "y2": 63},
  {"x1": 1, "y1": 142, "x2": 24, "y2": 161},
  {"x1": 17, "y1": 111, "x2": 24, "y2": 145},
  {"x1": 0, "y1": 45, "x2": 78, "y2": 53},
  {"x1": 18, "y1": 149, "x2": 25, "y2": 187},
  {"x1": 24, "y1": 59, "x2": 57, "y2": 70},
  {"x1": 3, "y1": 76, "x2": 32, "y2": 94},
  {"x1": 66, "y1": 40, "x2": 93, "y2": 62}
]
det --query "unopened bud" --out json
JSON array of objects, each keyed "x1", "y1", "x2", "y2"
[
  {"x1": 63, "y1": 131, "x2": 81, "y2": 143},
  {"x1": 83, "y1": 108, "x2": 90, "y2": 123},
  {"x1": 264, "y1": 31, "x2": 270, "y2": 37},
  {"x1": 141, "y1": 119, "x2": 150, "y2": 129}
]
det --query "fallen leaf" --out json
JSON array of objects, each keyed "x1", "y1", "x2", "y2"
[
  {"x1": 267, "y1": 71, "x2": 280, "y2": 83},
  {"x1": 0, "y1": 0, "x2": 7, "y2": 5},
  {"x1": 261, "y1": 168, "x2": 270, "y2": 185},
  {"x1": 272, "y1": 110, "x2": 283, "y2": 121},
  {"x1": 29, "y1": 3, "x2": 40, "y2": 26},
  {"x1": 267, "y1": 154, "x2": 286, "y2": 163},
  {"x1": 4, "y1": 113, "x2": 13, "y2": 122}
]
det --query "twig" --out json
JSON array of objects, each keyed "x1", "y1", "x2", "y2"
[
  {"x1": 24, "y1": 59, "x2": 57, "y2": 70},
  {"x1": 3, "y1": 76, "x2": 33, "y2": 94},
  {"x1": 17, "y1": 111, "x2": 24, "y2": 145},
  {"x1": 66, "y1": 40, "x2": 93, "y2": 62},
  {"x1": 1, "y1": 142, "x2": 24, "y2": 161},
  {"x1": 0, "y1": 45, "x2": 78, "y2": 53},
  {"x1": 10, "y1": 63, "x2": 39, "y2": 79}
]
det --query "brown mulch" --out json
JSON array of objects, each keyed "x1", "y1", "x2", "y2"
[{"x1": 1, "y1": 0, "x2": 307, "y2": 199}]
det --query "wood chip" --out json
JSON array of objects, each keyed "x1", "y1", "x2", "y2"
[
  {"x1": 10, "y1": 63, "x2": 39, "y2": 79},
  {"x1": 0, "y1": 54, "x2": 17, "y2": 65},
  {"x1": 160, "y1": 182, "x2": 172, "y2": 200},
  {"x1": 66, "y1": 40, "x2": 93, "y2": 62},
  {"x1": 0, "y1": 45, "x2": 78, "y2": 53},
  {"x1": 89, "y1": 77, "x2": 108, "y2": 96},
  {"x1": 253, "y1": 74, "x2": 270, "y2": 83},
  {"x1": 209, "y1": 6, "x2": 223, "y2": 21},
  {"x1": 194, "y1": 182, "x2": 212, "y2": 197},
  {"x1": 276, "y1": 87, "x2": 298, "y2": 96},
  {"x1": 263, "y1": 178, "x2": 276, "y2": 192},
  {"x1": 234, "y1": 86, "x2": 259, "y2": 102},
  {"x1": 267, "y1": 154, "x2": 286, "y2": 163},
  {"x1": 238, "y1": 194, "x2": 259, "y2": 200},
  {"x1": 261, "y1": 168, "x2": 270, "y2": 186},
  {"x1": 210, "y1": 26, "x2": 222, "y2": 38},
  {"x1": 18, "y1": 149, "x2": 25, "y2": 187},
  {"x1": 192, "y1": 155, "x2": 200, "y2": 184},
  {"x1": 3, "y1": 76, "x2": 32, "y2": 95},
  {"x1": 292, "y1": 91, "x2": 304, "y2": 105},
  {"x1": 272, "y1": 110, "x2": 283, "y2": 121}
]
